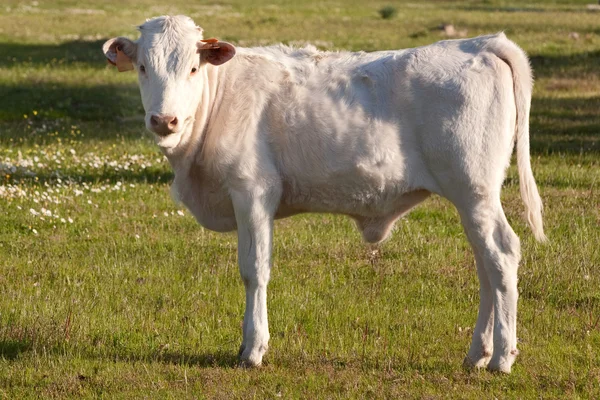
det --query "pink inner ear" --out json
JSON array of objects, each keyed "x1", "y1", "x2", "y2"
[
  {"x1": 203, "y1": 42, "x2": 235, "y2": 66},
  {"x1": 103, "y1": 37, "x2": 136, "y2": 71},
  {"x1": 115, "y1": 47, "x2": 134, "y2": 72}
]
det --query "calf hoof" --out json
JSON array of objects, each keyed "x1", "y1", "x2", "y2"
[
  {"x1": 463, "y1": 347, "x2": 492, "y2": 369},
  {"x1": 463, "y1": 354, "x2": 491, "y2": 370},
  {"x1": 238, "y1": 359, "x2": 261, "y2": 368},
  {"x1": 238, "y1": 344, "x2": 268, "y2": 368},
  {"x1": 487, "y1": 350, "x2": 518, "y2": 374}
]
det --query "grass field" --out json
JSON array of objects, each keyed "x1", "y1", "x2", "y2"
[{"x1": 1, "y1": 0, "x2": 599, "y2": 398}]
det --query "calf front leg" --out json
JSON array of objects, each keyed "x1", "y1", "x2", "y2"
[{"x1": 231, "y1": 188, "x2": 277, "y2": 367}]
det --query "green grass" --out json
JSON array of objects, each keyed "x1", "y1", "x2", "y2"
[{"x1": 1, "y1": 0, "x2": 599, "y2": 398}]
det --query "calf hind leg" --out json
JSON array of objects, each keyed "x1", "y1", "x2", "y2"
[
  {"x1": 456, "y1": 197, "x2": 521, "y2": 373},
  {"x1": 463, "y1": 251, "x2": 494, "y2": 369}
]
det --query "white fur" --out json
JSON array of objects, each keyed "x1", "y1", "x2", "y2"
[{"x1": 104, "y1": 16, "x2": 545, "y2": 372}]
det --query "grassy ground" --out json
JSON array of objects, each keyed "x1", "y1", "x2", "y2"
[{"x1": 1, "y1": 0, "x2": 599, "y2": 398}]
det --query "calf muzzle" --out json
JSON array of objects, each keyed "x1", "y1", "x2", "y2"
[{"x1": 150, "y1": 114, "x2": 178, "y2": 136}]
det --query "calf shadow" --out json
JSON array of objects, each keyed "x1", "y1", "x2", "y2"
[
  {"x1": 121, "y1": 349, "x2": 240, "y2": 368},
  {"x1": 0, "y1": 335, "x2": 239, "y2": 368}
]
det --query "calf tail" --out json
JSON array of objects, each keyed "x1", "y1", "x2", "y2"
[{"x1": 489, "y1": 34, "x2": 546, "y2": 242}]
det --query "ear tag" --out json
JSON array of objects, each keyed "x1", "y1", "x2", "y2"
[
  {"x1": 115, "y1": 46, "x2": 134, "y2": 72},
  {"x1": 198, "y1": 38, "x2": 220, "y2": 51}
]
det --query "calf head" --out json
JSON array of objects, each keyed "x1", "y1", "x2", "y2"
[{"x1": 103, "y1": 15, "x2": 235, "y2": 149}]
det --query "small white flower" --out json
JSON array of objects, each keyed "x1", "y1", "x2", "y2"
[
  {"x1": 177, "y1": 210, "x2": 185, "y2": 216},
  {"x1": 32, "y1": 228, "x2": 38, "y2": 235},
  {"x1": 68, "y1": 217, "x2": 73, "y2": 223},
  {"x1": 163, "y1": 212, "x2": 169, "y2": 217},
  {"x1": 135, "y1": 234, "x2": 140, "y2": 239},
  {"x1": 29, "y1": 208, "x2": 39, "y2": 216},
  {"x1": 60, "y1": 218, "x2": 66, "y2": 223}
]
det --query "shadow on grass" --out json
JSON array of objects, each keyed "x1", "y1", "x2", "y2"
[
  {"x1": 0, "y1": 39, "x2": 140, "y2": 123},
  {"x1": 0, "y1": 81, "x2": 142, "y2": 122},
  {"x1": 530, "y1": 50, "x2": 600, "y2": 79},
  {"x1": 452, "y1": 5, "x2": 551, "y2": 13},
  {"x1": 0, "y1": 40, "x2": 109, "y2": 69},
  {"x1": 120, "y1": 350, "x2": 241, "y2": 368},
  {"x1": 530, "y1": 96, "x2": 600, "y2": 154},
  {"x1": 0, "y1": 339, "x2": 32, "y2": 360},
  {"x1": 0, "y1": 335, "x2": 239, "y2": 368},
  {"x1": 0, "y1": 77, "x2": 144, "y2": 144},
  {"x1": 0, "y1": 40, "x2": 143, "y2": 142},
  {"x1": 7, "y1": 167, "x2": 174, "y2": 186}
]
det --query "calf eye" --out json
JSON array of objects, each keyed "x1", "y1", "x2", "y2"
[
  {"x1": 191, "y1": 67, "x2": 198, "y2": 75},
  {"x1": 139, "y1": 65, "x2": 146, "y2": 73}
]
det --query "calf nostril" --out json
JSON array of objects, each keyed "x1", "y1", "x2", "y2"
[{"x1": 149, "y1": 114, "x2": 178, "y2": 134}]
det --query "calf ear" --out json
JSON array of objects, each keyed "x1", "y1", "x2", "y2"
[
  {"x1": 197, "y1": 39, "x2": 236, "y2": 66},
  {"x1": 102, "y1": 37, "x2": 136, "y2": 72}
]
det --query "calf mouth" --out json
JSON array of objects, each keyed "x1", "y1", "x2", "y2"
[{"x1": 154, "y1": 129, "x2": 174, "y2": 138}]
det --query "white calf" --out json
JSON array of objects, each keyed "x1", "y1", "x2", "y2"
[{"x1": 103, "y1": 15, "x2": 545, "y2": 372}]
